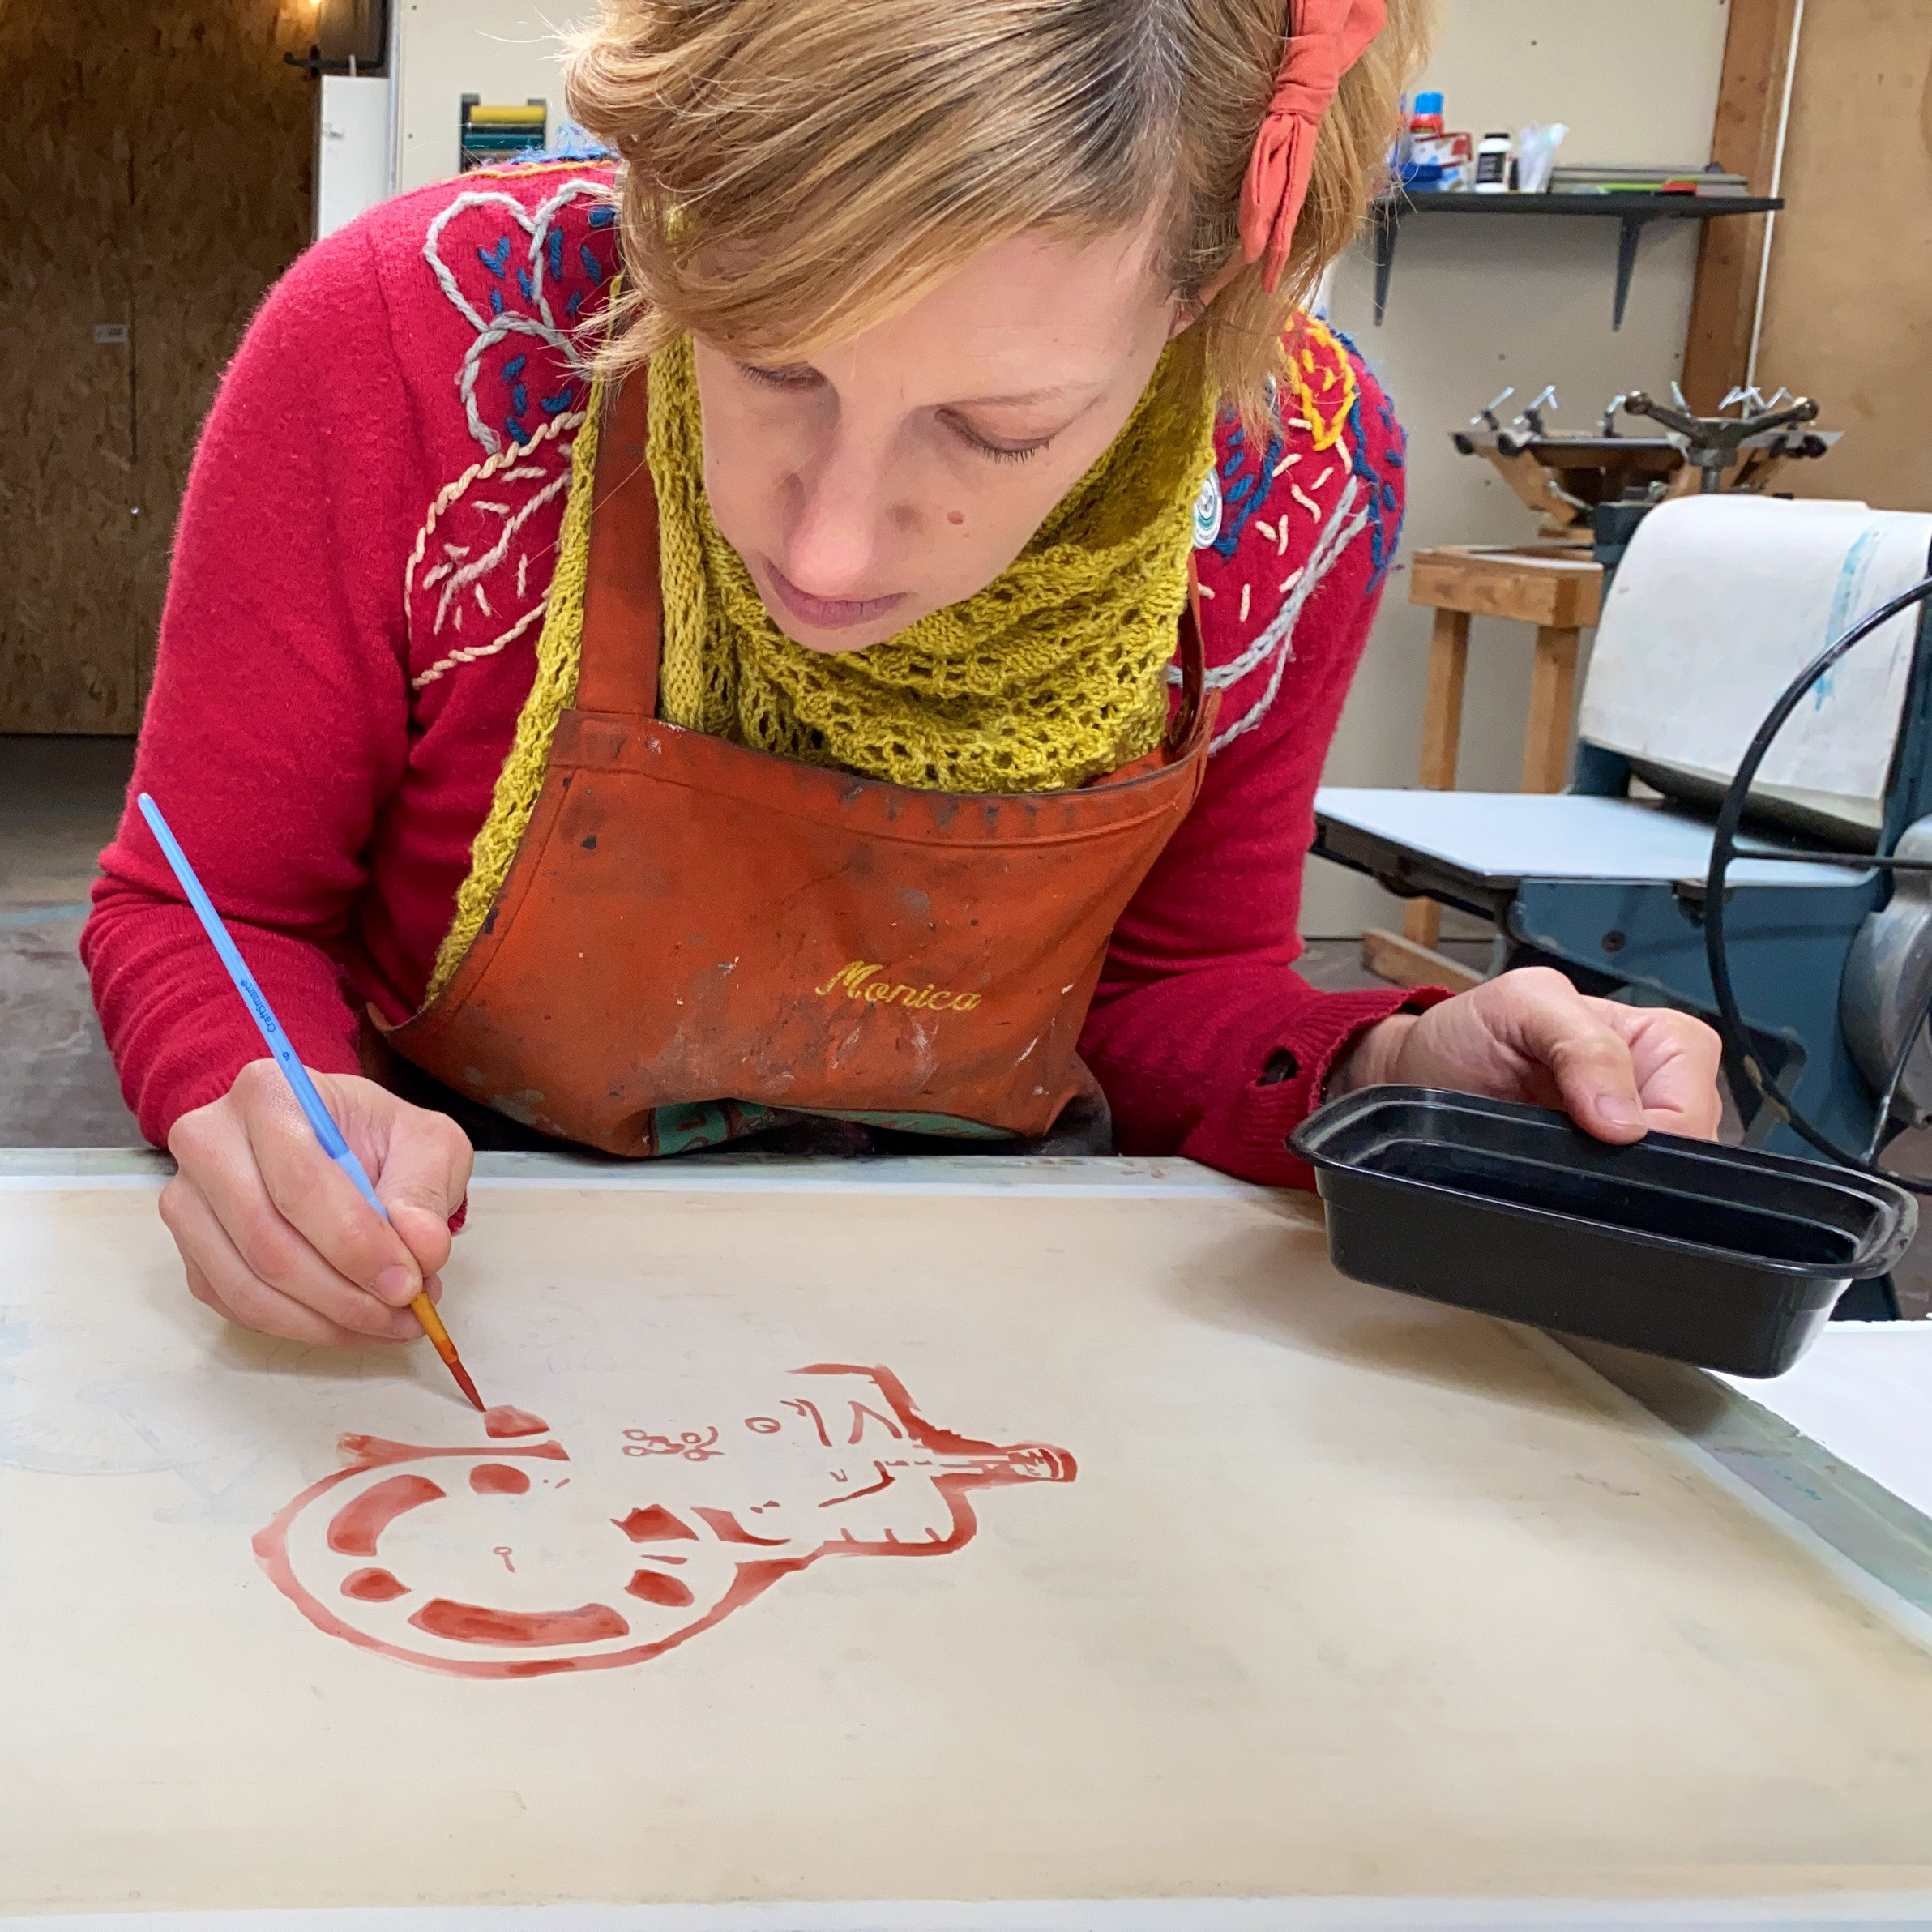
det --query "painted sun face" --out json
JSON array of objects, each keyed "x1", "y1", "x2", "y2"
[{"x1": 254, "y1": 1364, "x2": 1075, "y2": 1678}]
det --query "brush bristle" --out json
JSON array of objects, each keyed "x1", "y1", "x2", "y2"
[{"x1": 449, "y1": 1359, "x2": 485, "y2": 1411}]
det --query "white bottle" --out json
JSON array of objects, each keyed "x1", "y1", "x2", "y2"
[{"x1": 1475, "y1": 130, "x2": 1511, "y2": 194}]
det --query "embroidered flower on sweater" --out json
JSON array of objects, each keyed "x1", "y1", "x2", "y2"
[
  {"x1": 1178, "y1": 323, "x2": 1404, "y2": 754},
  {"x1": 406, "y1": 166, "x2": 622, "y2": 690},
  {"x1": 421, "y1": 175, "x2": 618, "y2": 455}
]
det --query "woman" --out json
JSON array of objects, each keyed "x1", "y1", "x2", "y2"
[{"x1": 84, "y1": 0, "x2": 1722, "y2": 1348}]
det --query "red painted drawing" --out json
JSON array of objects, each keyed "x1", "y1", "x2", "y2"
[{"x1": 252, "y1": 1365, "x2": 1074, "y2": 1678}]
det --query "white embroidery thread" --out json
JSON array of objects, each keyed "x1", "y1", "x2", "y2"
[
  {"x1": 404, "y1": 408, "x2": 585, "y2": 690},
  {"x1": 1169, "y1": 441, "x2": 1370, "y2": 754}
]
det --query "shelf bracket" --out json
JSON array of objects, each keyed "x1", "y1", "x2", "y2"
[
  {"x1": 1612, "y1": 213, "x2": 1651, "y2": 332},
  {"x1": 1368, "y1": 198, "x2": 1737, "y2": 332},
  {"x1": 1372, "y1": 203, "x2": 1405, "y2": 327}
]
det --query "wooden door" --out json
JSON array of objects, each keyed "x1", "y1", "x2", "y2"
[
  {"x1": 0, "y1": 1, "x2": 314, "y2": 734},
  {"x1": 1751, "y1": 2, "x2": 1932, "y2": 511}
]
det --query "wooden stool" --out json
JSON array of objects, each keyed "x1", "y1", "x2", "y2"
[{"x1": 1361, "y1": 545, "x2": 1605, "y2": 993}]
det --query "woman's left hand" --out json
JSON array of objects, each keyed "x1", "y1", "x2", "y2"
[{"x1": 1330, "y1": 967, "x2": 1725, "y2": 1143}]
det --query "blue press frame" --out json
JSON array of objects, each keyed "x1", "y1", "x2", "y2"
[{"x1": 1503, "y1": 554, "x2": 1932, "y2": 1163}]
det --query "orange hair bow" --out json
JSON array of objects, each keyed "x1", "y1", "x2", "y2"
[{"x1": 1206, "y1": 0, "x2": 1387, "y2": 301}]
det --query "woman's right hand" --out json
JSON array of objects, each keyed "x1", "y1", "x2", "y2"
[{"x1": 162, "y1": 1061, "x2": 475, "y2": 1348}]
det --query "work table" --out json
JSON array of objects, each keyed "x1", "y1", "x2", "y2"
[{"x1": 3, "y1": 1147, "x2": 1929, "y2": 1928}]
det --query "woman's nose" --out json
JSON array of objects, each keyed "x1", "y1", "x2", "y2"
[{"x1": 781, "y1": 438, "x2": 900, "y2": 596}]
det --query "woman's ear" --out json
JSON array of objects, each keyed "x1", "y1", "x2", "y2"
[{"x1": 1167, "y1": 294, "x2": 1207, "y2": 340}]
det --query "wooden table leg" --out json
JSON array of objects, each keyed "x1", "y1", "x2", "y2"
[
  {"x1": 1521, "y1": 625, "x2": 1581, "y2": 794},
  {"x1": 1401, "y1": 607, "x2": 1470, "y2": 951}
]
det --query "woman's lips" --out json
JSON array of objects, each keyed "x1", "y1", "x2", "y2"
[{"x1": 763, "y1": 561, "x2": 908, "y2": 633}]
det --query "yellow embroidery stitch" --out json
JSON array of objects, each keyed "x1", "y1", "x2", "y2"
[
  {"x1": 1285, "y1": 316, "x2": 1358, "y2": 455},
  {"x1": 813, "y1": 961, "x2": 983, "y2": 1011}
]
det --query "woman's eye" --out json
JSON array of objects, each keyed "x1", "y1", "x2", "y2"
[
  {"x1": 944, "y1": 415, "x2": 1053, "y2": 464},
  {"x1": 737, "y1": 361, "x2": 821, "y2": 392}
]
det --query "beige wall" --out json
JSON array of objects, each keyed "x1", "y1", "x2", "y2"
[
  {"x1": 395, "y1": 1, "x2": 596, "y2": 194},
  {"x1": 1309, "y1": 0, "x2": 1731, "y2": 937}
]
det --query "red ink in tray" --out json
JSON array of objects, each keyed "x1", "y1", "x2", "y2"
[{"x1": 253, "y1": 1364, "x2": 1075, "y2": 1680}]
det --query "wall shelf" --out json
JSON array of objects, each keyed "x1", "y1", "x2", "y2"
[{"x1": 1369, "y1": 191, "x2": 1785, "y2": 331}]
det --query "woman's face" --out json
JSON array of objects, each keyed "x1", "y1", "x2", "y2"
[{"x1": 692, "y1": 216, "x2": 1182, "y2": 654}]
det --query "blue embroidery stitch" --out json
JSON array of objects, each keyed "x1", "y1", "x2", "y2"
[
  {"x1": 1210, "y1": 411, "x2": 1284, "y2": 562},
  {"x1": 479, "y1": 237, "x2": 511, "y2": 276},
  {"x1": 540, "y1": 387, "x2": 574, "y2": 415},
  {"x1": 489, "y1": 287, "x2": 504, "y2": 317},
  {"x1": 485, "y1": 140, "x2": 612, "y2": 169},
  {"x1": 588, "y1": 204, "x2": 617, "y2": 229},
  {"x1": 513, "y1": 383, "x2": 528, "y2": 415},
  {"x1": 1330, "y1": 327, "x2": 1404, "y2": 591},
  {"x1": 548, "y1": 229, "x2": 565, "y2": 279},
  {"x1": 517, "y1": 267, "x2": 535, "y2": 302},
  {"x1": 580, "y1": 242, "x2": 605, "y2": 284},
  {"x1": 1387, "y1": 430, "x2": 1409, "y2": 565},
  {"x1": 566, "y1": 289, "x2": 585, "y2": 321},
  {"x1": 507, "y1": 414, "x2": 531, "y2": 445}
]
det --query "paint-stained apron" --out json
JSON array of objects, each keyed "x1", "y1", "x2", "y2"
[{"x1": 381, "y1": 372, "x2": 1216, "y2": 1157}]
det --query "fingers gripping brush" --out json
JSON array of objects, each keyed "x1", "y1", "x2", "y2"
[{"x1": 136, "y1": 793, "x2": 485, "y2": 1410}]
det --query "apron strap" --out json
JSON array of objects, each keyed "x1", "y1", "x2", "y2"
[
  {"x1": 1166, "y1": 562, "x2": 1211, "y2": 755},
  {"x1": 574, "y1": 369, "x2": 665, "y2": 719}
]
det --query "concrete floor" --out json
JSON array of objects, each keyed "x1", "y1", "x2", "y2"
[
  {"x1": 2, "y1": 733, "x2": 1923, "y2": 1315},
  {"x1": 0, "y1": 737, "x2": 140, "y2": 1147}
]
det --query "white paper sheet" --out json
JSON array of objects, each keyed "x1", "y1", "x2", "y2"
[
  {"x1": 1578, "y1": 497, "x2": 1932, "y2": 831},
  {"x1": 6, "y1": 1179, "x2": 1932, "y2": 1913},
  {"x1": 1720, "y1": 1323, "x2": 1932, "y2": 1523}
]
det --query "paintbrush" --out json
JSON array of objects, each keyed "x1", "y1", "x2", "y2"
[{"x1": 136, "y1": 793, "x2": 485, "y2": 1410}]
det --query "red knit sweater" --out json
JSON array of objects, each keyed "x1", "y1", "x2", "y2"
[{"x1": 83, "y1": 160, "x2": 1434, "y2": 1190}]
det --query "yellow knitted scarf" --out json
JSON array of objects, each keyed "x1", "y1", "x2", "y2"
[{"x1": 648, "y1": 334, "x2": 1217, "y2": 793}]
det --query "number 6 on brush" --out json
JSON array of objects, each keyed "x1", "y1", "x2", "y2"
[{"x1": 136, "y1": 793, "x2": 484, "y2": 1409}]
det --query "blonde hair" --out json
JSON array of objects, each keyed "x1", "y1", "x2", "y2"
[{"x1": 566, "y1": 0, "x2": 1431, "y2": 427}]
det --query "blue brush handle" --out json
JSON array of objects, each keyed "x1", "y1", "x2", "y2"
[{"x1": 136, "y1": 793, "x2": 390, "y2": 1225}]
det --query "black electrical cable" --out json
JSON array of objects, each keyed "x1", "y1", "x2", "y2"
[{"x1": 1703, "y1": 571, "x2": 1932, "y2": 1195}]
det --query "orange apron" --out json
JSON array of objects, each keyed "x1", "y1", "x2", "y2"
[{"x1": 382, "y1": 374, "x2": 1215, "y2": 1156}]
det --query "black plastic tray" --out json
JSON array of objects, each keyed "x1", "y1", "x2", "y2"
[{"x1": 1289, "y1": 1087, "x2": 1917, "y2": 1378}]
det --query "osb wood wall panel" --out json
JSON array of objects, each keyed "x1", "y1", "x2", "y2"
[
  {"x1": 1, "y1": 6, "x2": 142, "y2": 733},
  {"x1": 130, "y1": 2, "x2": 316, "y2": 710},
  {"x1": 1754, "y1": 0, "x2": 1932, "y2": 512},
  {"x1": 0, "y1": 2, "x2": 314, "y2": 735}
]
